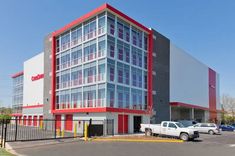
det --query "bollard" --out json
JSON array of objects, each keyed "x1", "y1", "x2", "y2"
[
  {"x1": 40, "y1": 120, "x2": 43, "y2": 129},
  {"x1": 62, "y1": 129, "x2": 64, "y2": 137},
  {"x1": 57, "y1": 129, "x2": 61, "y2": 137},
  {"x1": 74, "y1": 123, "x2": 77, "y2": 137},
  {"x1": 84, "y1": 123, "x2": 88, "y2": 141}
]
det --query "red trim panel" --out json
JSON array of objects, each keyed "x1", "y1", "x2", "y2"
[
  {"x1": 28, "y1": 116, "x2": 32, "y2": 126},
  {"x1": 11, "y1": 113, "x2": 22, "y2": 116},
  {"x1": 33, "y1": 116, "x2": 38, "y2": 126},
  {"x1": 170, "y1": 102, "x2": 209, "y2": 111},
  {"x1": 23, "y1": 116, "x2": 27, "y2": 125},
  {"x1": 52, "y1": 107, "x2": 149, "y2": 115},
  {"x1": 209, "y1": 68, "x2": 217, "y2": 120},
  {"x1": 65, "y1": 114, "x2": 73, "y2": 131},
  {"x1": 22, "y1": 104, "x2": 44, "y2": 109},
  {"x1": 53, "y1": 4, "x2": 107, "y2": 36},
  {"x1": 51, "y1": 35, "x2": 56, "y2": 112},
  {"x1": 118, "y1": 114, "x2": 128, "y2": 134},
  {"x1": 106, "y1": 4, "x2": 150, "y2": 33},
  {"x1": 53, "y1": 3, "x2": 151, "y2": 36},
  {"x1": 11, "y1": 71, "x2": 24, "y2": 78},
  {"x1": 55, "y1": 115, "x2": 61, "y2": 129}
]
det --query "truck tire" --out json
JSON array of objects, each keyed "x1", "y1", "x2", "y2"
[
  {"x1": 180, "y1": 133, "x2": 189, "y2": 141},
  {"x1": 145, "y1": 129, "x2": 152, "y2": 136},
  {"x1": 208, "y1": 130, "x2": 214, "y2": 135}
]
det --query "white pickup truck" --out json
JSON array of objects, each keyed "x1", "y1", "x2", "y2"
[{"x1": 140, "y1": 121, "x2": 199, "y2": 141}]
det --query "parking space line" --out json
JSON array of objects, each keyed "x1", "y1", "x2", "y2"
[{"x1": 92, "y1": 138, "x2": 184, "y2": 143}]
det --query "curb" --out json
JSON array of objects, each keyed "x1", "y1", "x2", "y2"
[{"x1": 92, "y1": 138, "x2": 184, "y2": 143}]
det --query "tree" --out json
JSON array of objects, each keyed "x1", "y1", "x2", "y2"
[{"x1": 221, "y1": 94, "x2": 235, "y2": 124}]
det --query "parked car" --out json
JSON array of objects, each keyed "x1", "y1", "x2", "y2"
[
  {"x1": 140, "y1": 121, "x2": 199, "y2": 141},
  {"x1": 189, "y1": 123, "x2": 220, "y2": 135},
  {"x1": 219, "y1": 125, "x2": 235, "y2": 131},
  {"x1": 231, "y1": 123, "x2": 235, "y2": 128},
  {"x1": 177, "y1": 120, "x2": 198, "y2": 127}
]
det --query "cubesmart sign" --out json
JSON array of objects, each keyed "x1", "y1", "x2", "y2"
[{"x1": 31, "y1": 74, "x2": 44, "y2": 81}]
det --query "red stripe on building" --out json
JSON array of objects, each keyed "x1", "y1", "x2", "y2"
[
  {"x1": 22, "y1": 104, "x2": 44, "y2": 109},
  {"x1": 52, "y1": 107, "x2": 149, "y2": 115},
  {"x1": 11, "y1": 71, "x2": 24, "y2": 78},
  {"x1": 11, "y1": 113, "x2": 22, "y2": 117},
  {"x1": 52, "y1": 3, "x2": 151, "y2": 37},
  {"x1": 170, "y1": 102, "x2": 209, "y2": 111},
  {"x1": 209, "y1": 68, "x2": 217, "y2": 120}
]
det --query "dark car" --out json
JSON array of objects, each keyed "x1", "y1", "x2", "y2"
[
  {"x1": 177, "y1": 120, "x2": 198, "y2": 127},
  {"x1": 231, "y1": 123, "x2": 235, "y2": 128},
  {"x1": 219, "y1": 125, "x2": 235, "y2": 131}
]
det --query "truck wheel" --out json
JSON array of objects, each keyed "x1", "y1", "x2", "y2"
[
  {"x1": 180, "y1": 133, "x2": 189, "y2": 141},
  {"x1": 208, "y1": 130, "x2": 214, "y2": 135},
  {"x1": 145, "y1": 129, "x2": 152, "y2": 136}
]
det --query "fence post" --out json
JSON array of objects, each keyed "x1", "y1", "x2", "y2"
[
  {"x1": 4, "y1": 120, "x2": 7, "y2": 148},
  {"x1": 15, "y1": 118, "x2": 18, "y2": 141},
  {"x1": 88, "y1": 119, "x2": 92, "y2": 137},
  {"x1": 112, "y1": 119, "x2": 114, "y2": 136},
  {"x1": 54, "y1": 119, "x2": 57, "y2": 139},
  {"x1": 1, "y1": 119, "x2": 4, "y2": 148}
]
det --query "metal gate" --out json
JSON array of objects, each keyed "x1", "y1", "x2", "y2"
[{"x1": 0, "y1": 118, "x2": 114, "y2": 148}]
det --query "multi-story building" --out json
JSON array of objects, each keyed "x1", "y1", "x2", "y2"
[
  {"x1": 11, "y1": 3, "x2": 221, "y2": 134},
  {"x1": 44, "y1": 4, "x2": 152, "y2": 134},
  {"x1": 11, "y1": 72, "x2": 24, "y2": 117}
]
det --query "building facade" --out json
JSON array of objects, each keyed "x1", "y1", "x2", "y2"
[
  {"x1": 11, "y1": 3, "x2": 221, "y2": 134},
  {"x1": 11, "y1": 72, "x2": 24, "y2": 117}
]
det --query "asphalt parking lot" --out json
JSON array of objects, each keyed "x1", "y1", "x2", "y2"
[{"x1": 9, "y1": 131, "x2": 235, "y2": 156}]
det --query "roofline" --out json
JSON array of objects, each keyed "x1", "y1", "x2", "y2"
[
  {"x1": 11, "y1": 71, "x2": 24, "y2": 78},
  {"x1": 52, "y1": 3, "x2": 151, "y2": 36}
]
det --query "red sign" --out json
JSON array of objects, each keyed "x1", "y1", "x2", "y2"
[{"x1": 31, "y1": 74, "x2": 44, "y2": 81}]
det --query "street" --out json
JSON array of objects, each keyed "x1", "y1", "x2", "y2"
[{"x1": 13, "y1": 132, "x2": 235, "y2": 156}]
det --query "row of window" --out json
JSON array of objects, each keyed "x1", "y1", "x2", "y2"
[
  {"x1": 56, "y1": 37, "x2": 106, "y2": 71},
  {"x1": 56, "y1": 36, "x2": 147, "y2": 72},
  {"x1": 108, "y1": 59, "x2": 147, "y2": 89},
  {"x1": 13, "y1": 95, "x2": 23, "y2": 106},
  {"x1": 107, "y1": 13, "x2": 148, "y2": 50},
  {"x1": 55, "y1": 84, "x2": 147, "y2": 110},
  {"x1": 56, "y1": 11, "x2": 148, "y2": 54},
  {"x1": 56, "y1": 13, "x2": 105, "y2": 52},
  {"x1": 56, "y1": 61, "x2": 105, "y2": 89},
  {"x1": 13, "y1": 75, "x2": 23, "y2": 86},
  {"x1": 107, "y1": 36, "x2": 147, "y2": 68},
  {"x1": 13, "y1": 87, "x2": 23, "y2": 97},
  {"x1": 56, "y1": 60, "x2": 147, "y2": 90}
]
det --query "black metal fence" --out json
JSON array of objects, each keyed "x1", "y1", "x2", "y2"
[{"x1": 0, "y1": 118, "x2": 114, "y2": 148}]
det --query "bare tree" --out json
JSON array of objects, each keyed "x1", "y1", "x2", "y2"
[{"x1": 221, "y1": 94, "x2": 235, "y2": 119}]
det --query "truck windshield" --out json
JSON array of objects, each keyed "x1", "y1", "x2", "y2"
[{"x1": 175, "y1": 123, "x2": 185, "y2": 128}]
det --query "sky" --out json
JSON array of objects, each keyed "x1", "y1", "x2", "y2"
[{"x1": 0, "y1": 0, "x2": 234, "y2": 107}]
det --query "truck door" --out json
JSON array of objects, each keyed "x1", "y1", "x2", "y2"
[
  {"x1": 167, "y1": 123, "x2": 178, "y2": 136},
  {"x1": 161, "y1": 122, "x2": 168, "y2": 135}
]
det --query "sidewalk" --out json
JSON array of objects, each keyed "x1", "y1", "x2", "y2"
[{"x1": 6, "y1": 138, "x2": 83, "y2": 150}]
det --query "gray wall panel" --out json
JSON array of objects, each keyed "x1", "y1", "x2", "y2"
[
  {"x1": 43, "y1": 34, "x2": 53, "y2": 119},
  {"x1": 151, "y1": 29, "x2": 170, "y2": 123}
]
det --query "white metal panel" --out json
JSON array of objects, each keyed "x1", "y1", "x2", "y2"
[
  {"x1": 23, "y1": 52, "x2": 44, "y2": 107},
  {"x1": 170, "y1": 43, "x2": 209, "y2": 108}
]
